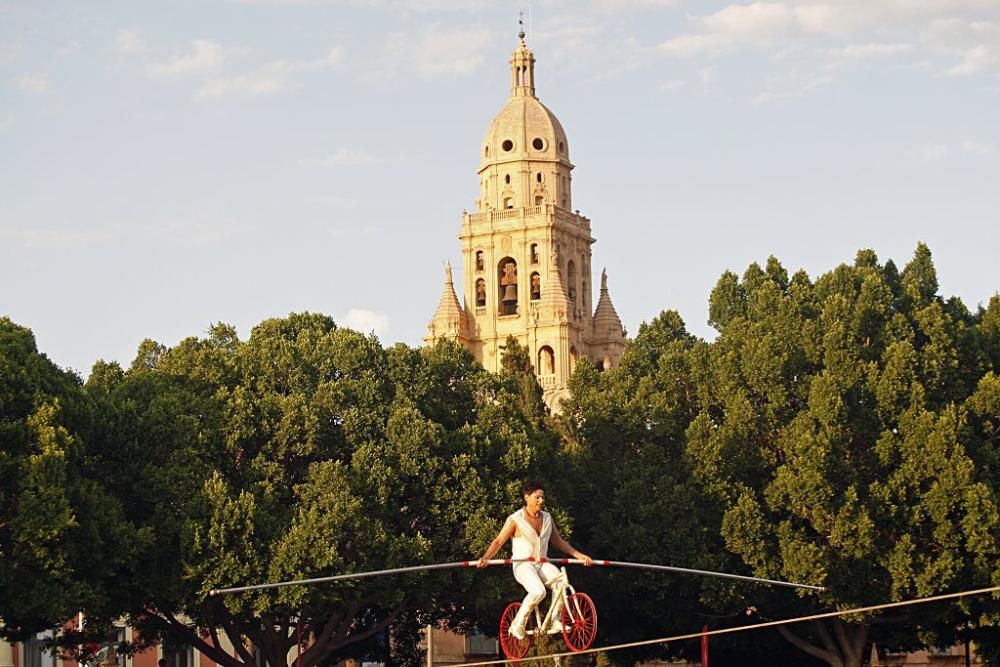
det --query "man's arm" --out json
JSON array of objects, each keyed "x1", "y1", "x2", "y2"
[
  {"x1": 550, "y1": 522, "x2": 593, "y2": 566},
  {"x1": 477, "y1": 517, "x2": 516, "y2": 568}
]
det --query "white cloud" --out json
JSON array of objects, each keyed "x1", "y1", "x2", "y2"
[
  {"x1": 754, "y1": 71, "x2": 832, "y2": 104},
  {"x1": 946, "y1": 43, "x2": 1000, "y2": 75},
  {"x1": 145, "y1": 41, "x2": 342, "y2": 99},
  {"x1": 658, "y1": 79, "x2": 687, "y2": 92},
  {"x1": 0, "y1": 225, "x2": 115, "y2": 247},
  {"x1": 55, "y1": 42, "x2": 79, "y2": 59},
  {"x1": 0, "y1": 37, "x2": 24, "y2": 66},
  {"x1": 0, "y1": 210, "x2": 247, "y2": 250},
  {"x1": 341, "y1": 308, "x2": 390, "y2": 337},
  {"x1": 700, "y1": 2, "x2": 799, "y2": 40},
  {"x1": 17, "y1": 73, "x2": 51, "y2": 95},
  {"x1": 315, "y1": 147, "x2": 377, "y2": 167},
  {"x1": 904, "y1": 140, "x2": 994, "y2": 161},
  {"x1": 197, "y1": 48, "x2": 342, "y2": 99},
  {"x1": 923, "y1": 18, "x2": 1000, "y2": 75},
  {"x1": 195, "y1": 72, "x2": 285, "y2": 98},
  {"x1": 654, "y1": 2, "x2": 1000, "y2": 103},
  {"x1": 148, "y1": 40, "x2": 226, "y2": 78},
  {"x1": 306, "y1": 194, "x2": 358, "y2": 207},
  {"x1": 378, "y1": 25, "x2": 493, "y2": 79},
  {"x1": 228, "y1": 0, "x2": 385, "y2": 5},
  {"x1": 961, "y1": 140, "x2": 993, "y2": 155},
  {"x1": 658, "y1": 32, "x2": 731, "y2": 58},
  {"x1": 821, "y1": 42, "x2": 913, "y2": 70},
  {"x1": 396, "y1": 0, "x2": 495, "y2": 10},
  {"x1": 908, "y1": 143, "x2": 950, "y2": 161},
  {"x1": 658, "y1": 2, "x2": 832, "y2": 57},
  {"x1": 413, "y1": 27, "x2": 491, "y2": 77},
  {"x1": 114, "y1": 28, "x2": 147, "y2": 55},
  {"x1": 591, "y1": 0, "x2": 678, "y2": 11}
]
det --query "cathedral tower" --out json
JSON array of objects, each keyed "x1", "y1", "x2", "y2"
[{"x1": 426, "y1": 31, "x2": 625, "y2": 409}]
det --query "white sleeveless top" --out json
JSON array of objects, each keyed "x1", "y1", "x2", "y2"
[{"x1": 508, "y1": 509, "x2": 552, "y2": 561}]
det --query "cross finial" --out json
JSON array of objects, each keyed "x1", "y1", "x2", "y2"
[{"x1": 518, "y1": 11, "x2": 526, "y2": 41}]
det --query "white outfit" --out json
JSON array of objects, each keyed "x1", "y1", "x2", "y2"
[{"x1": 508, "y1": 509, "x2": 565, "y2": 633}]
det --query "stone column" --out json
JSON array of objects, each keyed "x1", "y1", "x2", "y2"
[{"x1": 0, "y1": 639, "x2": 15, "y2": 667}]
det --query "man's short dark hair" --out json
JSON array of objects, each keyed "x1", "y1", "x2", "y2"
[{"x1": 523, "y1": 480, "x2": 545, "y2": 495}]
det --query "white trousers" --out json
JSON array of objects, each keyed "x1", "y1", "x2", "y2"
[{"x1": 511, "y1": 562, "x2": 564, "y2": 629}]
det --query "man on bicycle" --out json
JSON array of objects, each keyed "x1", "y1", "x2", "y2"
[{"x1": 477, "y1": 480, "x2": 593, "y2": 639}]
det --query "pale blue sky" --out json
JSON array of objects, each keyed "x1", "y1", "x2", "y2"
[{"x1": 2, "y1": 0, "x2": 999, "y2": 375}]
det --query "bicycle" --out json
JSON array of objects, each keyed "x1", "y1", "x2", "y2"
[{"x1": 498, "y1": 566, "x2": 598, "y2": 660}]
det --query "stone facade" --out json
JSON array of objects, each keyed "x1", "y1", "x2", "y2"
[{"x1": 426, "y1": 32, "x2": 626, "y2": 411}]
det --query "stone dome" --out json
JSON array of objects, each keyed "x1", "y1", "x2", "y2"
[
  {"x1": 478, "y1": 36, "x2": 570, "y2": 171},
  {"x1": 480, "y1": 96, "x2": 570, "y2": 170}
]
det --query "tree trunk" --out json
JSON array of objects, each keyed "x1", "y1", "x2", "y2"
[{"x1": 776, "y1": 619, "x2": 870, "y2": 667}]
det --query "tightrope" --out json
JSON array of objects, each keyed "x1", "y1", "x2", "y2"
[
  {"x1": 446, "y1": 584, "x2": 1000, "y2": 667},
  {"x1": 208, "y1": 558, "x2": 822, "y2": 596}
]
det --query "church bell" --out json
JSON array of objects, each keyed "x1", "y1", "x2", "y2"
[{"x1": 502, "y1": 285, "x2": 518, "y2": 303}]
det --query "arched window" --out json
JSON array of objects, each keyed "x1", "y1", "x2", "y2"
[
  {"x1": 503, "y1": 197, "x2": 514, "y2": 209},
  {"x1": 475, "y1": 278, "x2": 487, "y2": 307},
  {"x1": 534, "y1": 195, "x2": 544, "y2": 205},
  {"x1": 530, "y1": 244, "x2": 539, "y2": 264},
  {"x1": 569, "y1": 346, "x2": 578, "y2": 372},
  {"x1": 498, "y1": 257, "x2": 518, "y2": 316},
  {"x1": 567, "y1": 260, "x2": 577, "y2": 301},
  {"x1": 538, "y1": 346, "x2": 555, "y2": 375},
  {"x1": 530, "y1": 272, "x2": 541, "y2": 300},
  {"x1": 475, "y1": 251, "x2": 484, "y2": 272}
]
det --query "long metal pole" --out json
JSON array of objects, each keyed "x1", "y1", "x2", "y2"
[{"x1": 208, "y1": 558, "x2": 824, "y2": 596}]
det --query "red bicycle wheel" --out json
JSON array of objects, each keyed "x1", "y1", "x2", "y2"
[
  {"x1": 561, "y1": 592, "x2": 597, "y2": 652},
  {"x1": 499, "y1": 602, "x2": 533, "y2": 660}
]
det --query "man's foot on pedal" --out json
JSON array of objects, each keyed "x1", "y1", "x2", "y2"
[
  {"x1": 547, "y1": 621, "x2": 565, "y2": 634},
  {"x1": 509, "y1": 623, "x2": 526, "y2": 641}
]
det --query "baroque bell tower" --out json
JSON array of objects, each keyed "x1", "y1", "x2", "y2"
[{"x1": 426, "y1": 31, "x2": 625, "y2": 410}]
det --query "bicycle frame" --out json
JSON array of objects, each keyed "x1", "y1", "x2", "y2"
[{"x1": 526, "y1": 567, "x2": 580, "y2": 635}]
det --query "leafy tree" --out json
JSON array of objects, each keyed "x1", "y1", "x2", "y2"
[
  {"x1": 560, "y1": 311, "x2": 819, "y2": 666},
  {"x1": 686, "y1": 247, "x2": 999, "y2": 667},
  {"x1": 83, "y1": 314, "x2": 559, "y2": 667},
  {"x1": 499, "y1": 335, "x2": 547, "y2": 426},
  {"x1": 0, "y1": 317, "x2": 135, "y2": 645}
]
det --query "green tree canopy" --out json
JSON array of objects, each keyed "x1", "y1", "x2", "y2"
[
  {"x1": 686, "y1": 246, "x2": 999, "y2": 667},
  {"x1": 83, "y1": 314, "x2": 560, "y2": 667},
  {"x1": 0, "y1": 317, "x2": 136, "y2": 643}
]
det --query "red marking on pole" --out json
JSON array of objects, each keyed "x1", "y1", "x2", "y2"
[
  {"x1": 504, "y1": 559, "x2": 511, "y2": 565},
  {"x1": 601, "y1": 560, "x2": 610, "y2": 565},
  {"x1": 701, "y1": 624, "x2": 709, "y2": 667}
]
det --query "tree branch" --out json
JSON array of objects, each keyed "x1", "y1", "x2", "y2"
[
  {"x1": 832, "y1": 618, "x2": 858, "y2": 667},
  {"x1": 215, "y1": 608, "x2": 258, "y2": 666},
  {"x1": 775, "y1": 625, "x2": 843, "y2": 667},
  {"x1": 814, "y1": 619, "x2": 840, "y2": 658},
  {"x1": 333, "y1": 604, "x2": 406, "y2": 653},
  {"x1": 143, "y1": 610, "x2": 242, "y2": 667},
  {"x1": 851, "y1": 623, "x2": 870, "y2": 667}
]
